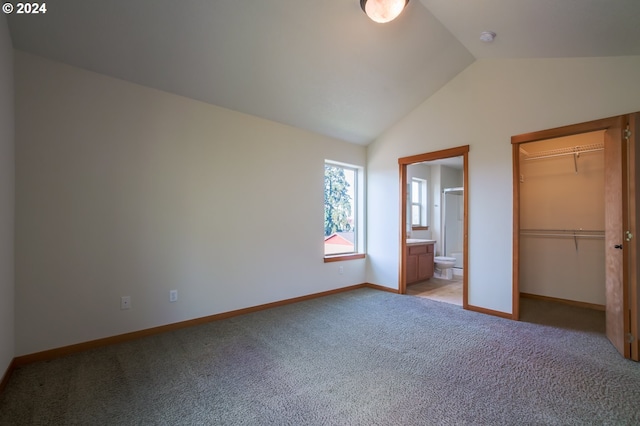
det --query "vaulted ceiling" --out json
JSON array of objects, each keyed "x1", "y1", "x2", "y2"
[{"x1": 7, "y1": 0, "x2": 640, "y2": 144}]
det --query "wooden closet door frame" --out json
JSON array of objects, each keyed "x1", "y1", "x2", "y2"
[
  {"x1": 629, "y1": 113, "x2": 640, "y2": 360},
  {"x1": 512, "y1": 113, "x2": 639, "y2": 361}
]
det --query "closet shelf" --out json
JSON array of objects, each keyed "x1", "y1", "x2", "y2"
[
  {"x1": 520, "y1": 229, "x2": 604, "y2": 251},
  {"x1": 519, "y1": 143, "x2": 604, "y2": 161},
  {"x1": 520, "y1": 229, "x2": 604, "y2": 238}
]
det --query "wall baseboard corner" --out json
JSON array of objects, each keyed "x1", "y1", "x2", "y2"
[
  {"x1": 520, "y1": 292, "x2": 605, "y2": 311},
  {"x1": 466, "y1": 304, "x2": 515, "y2": 320},
  {"x1": 0, "y1": 358, "x2": 16, "y2": 396},
  {"x1": 363, "y1": 282, "x2": 400, "y2": 293}
]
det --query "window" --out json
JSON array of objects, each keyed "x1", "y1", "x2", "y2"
[
  {"x1": 411, "y1": 178, "x2": 428, "y2": 229},
  {"x1": 324, "y1": 161, "x2": 363, "y2": 259}
]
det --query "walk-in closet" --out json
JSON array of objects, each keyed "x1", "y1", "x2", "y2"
[{"x1": 519, "y1": 130, "x2": 605, "y2": 308}]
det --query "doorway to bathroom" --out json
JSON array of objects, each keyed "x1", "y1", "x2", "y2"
[
  {"x1": 511, "y1": 113, "x2": 639, "y2": 361},
  {"x1": 398, "y1": 146, "x2": 469, "y2": 309}
]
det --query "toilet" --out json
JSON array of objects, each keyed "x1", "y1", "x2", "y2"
[{"x1": 434, "y1": 256, "x2": 456, "y2": 279}]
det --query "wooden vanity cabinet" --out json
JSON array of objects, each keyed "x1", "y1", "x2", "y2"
[{"x1": 406, "y1": 243, "x2": 434, "y2": 284}]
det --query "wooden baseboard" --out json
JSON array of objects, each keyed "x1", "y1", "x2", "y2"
[
  {"x1": 0, "y1": 358, "x2": 16, "y2": 395},
  {"x1": 363, "y1": 283, "x2": 400, "y2": 294},
  {"x1": 520, "y1": 292, "x2": 605, "y2": 311},
  {"x1": 5, "y1": 285, "x2": 536, "y2": 382},
  {"x1": 14, "y1": 284, "x2": 377, "y2": 367},
  {"x1": 466, "y1": 304, "x2": 515, "y2": 320}
]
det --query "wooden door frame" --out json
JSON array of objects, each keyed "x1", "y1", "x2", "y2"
[
  {"x1": 511, "y1": 117, "x2": 621, "y2": 321},
  {"x1": 511, "y1": 114, "x2": 638, "y2": 360},
  {"x1": 398, "y1": 145, "x2": 469, "y2": 310},
  {"x1": 629, "y1": 113, "x2": 640, "y2": 360}
]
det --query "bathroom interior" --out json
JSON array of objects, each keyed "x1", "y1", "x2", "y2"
[{"x1": 405, "y1": 157, "x2": 464, "y2": 306}]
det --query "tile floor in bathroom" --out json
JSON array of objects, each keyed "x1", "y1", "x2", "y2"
[{"x1": 406, "y1": 274, "x2": 463, "y2": 306}]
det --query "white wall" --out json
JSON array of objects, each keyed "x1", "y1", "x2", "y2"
[
  {"x1": 440, "y1": 165, "x2": 462, "y2": 190},
  {"x1": 367, "y1": 56, "x2": 640, "y2": 314},
  {"x1": 0, "y1": 16, "x2": 14, "y2": 376},
  {"x1": 14, "y1": 52, "x2": 366, "y2": 356}
]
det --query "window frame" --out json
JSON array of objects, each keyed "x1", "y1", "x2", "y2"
[
  {"x1": 323, "y1": 160, "x2": 365, "y2": 262},
  {"x1": 411, "y1": 177, "x2": 429, "y2": 230}
]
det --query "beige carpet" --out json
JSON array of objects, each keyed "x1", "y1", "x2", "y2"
[{"x1": 406, "y1": 275, "x2": 463, "y2": 306}]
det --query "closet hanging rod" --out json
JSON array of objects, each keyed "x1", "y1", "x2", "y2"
[
  {"x1": 520, "y1": 233, "x2": 604, "y2": 239},
  {"x1": 524, "y1": 147, "x2": 603, "y2": 161},
  {"x1": 520, "y1": 143, "x2": 604, "y2": 161},
  {"x1": 520, "y1": 228, "x2": 604, "y2": 233},
  {"x1": 520, "y1": 229, "x2": 604, "y2": 239}
]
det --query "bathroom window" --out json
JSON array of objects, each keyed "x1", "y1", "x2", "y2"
[
  {"x1": 324, "y1": 161, "x2": 365, "y2": 261},
  {"x1": 411, "y1": 178, "x2": 428, "y2": 229}
]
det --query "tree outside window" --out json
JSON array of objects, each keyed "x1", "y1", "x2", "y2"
[{"x1": 324, "y1": 163, "x2": 357, "y2": 255}]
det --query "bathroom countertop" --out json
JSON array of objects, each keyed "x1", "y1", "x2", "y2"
[{"x1": 406, "y1": 239, "x2": 436, "y2": 246}]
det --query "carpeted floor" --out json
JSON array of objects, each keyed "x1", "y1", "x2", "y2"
[{"x1": 1, "y1": 288, "x2": 638, "y2": 425}]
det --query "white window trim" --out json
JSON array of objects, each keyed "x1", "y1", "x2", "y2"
[
  {"x1": 324, "y1": 160, "x2": 365, "y2": 260},
  {"x1": 411, "y1": 177, "x2": 428, "y2": 228}
]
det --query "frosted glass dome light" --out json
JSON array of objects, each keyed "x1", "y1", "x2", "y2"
[{"x1": 360, "y1": 0, "x2": 410, "y2": 24}]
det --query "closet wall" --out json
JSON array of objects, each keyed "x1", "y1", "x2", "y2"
[{"x1": 519, "y1": 131, "x2": 606, "y2": 305}]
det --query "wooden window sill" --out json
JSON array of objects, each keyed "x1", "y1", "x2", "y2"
[
  {"x1": 411, "y1": 226, "x2": 429, "y2": 231},
  {"x1": 324, "y1": 253, "x2": 366, "y2": 263}
]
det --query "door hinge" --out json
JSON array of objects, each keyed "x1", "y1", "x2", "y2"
[
  {"x1": 624, "y1": 128, "x2": 631, "y2": 141},
  {"x1": 627, "y1": 333, "x2": 635, "y2": 344},
  {"x1": 625, "y1": 231, "x2": 633, "y2": 241}
]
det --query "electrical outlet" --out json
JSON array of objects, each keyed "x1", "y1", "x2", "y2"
[
  {"x1": 339, "y1": 266, "x2": 344, "y2": 275},
  {"x1": 121, "y1": 296, "x2": 131, "y2": 310},
  {"x1": 169, "y1": 290, "x2": 178, "y2": 302}
]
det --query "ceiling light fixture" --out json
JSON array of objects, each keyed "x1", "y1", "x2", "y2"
[
  {"x1": 360, "y1": 0, "x2": 410, "y2": 24},
  {"x1": 480, "y1": 31, "x2": 497, "y2": 42}
]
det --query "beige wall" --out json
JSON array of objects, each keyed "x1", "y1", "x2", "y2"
[
  {"x1": 14, "y1": 52, "x2": 366, "y2": 355},
  {"x1": 367, "y1": 56, "x2": 640, "y2": 314},
  {"x1": 0, "y1": 15, "x2": 14, "y2": 375},
  {"x1": 519, "y1": 132, "x2": 605, "y2": 304}
]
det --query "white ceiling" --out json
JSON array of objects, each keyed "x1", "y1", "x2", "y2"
[
  {"x1": 7, "y1": 1, "x2": 640, "y2": 145},
  {"x1": 421, "y1": 0, "x2": 640, "y2": 59}
]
